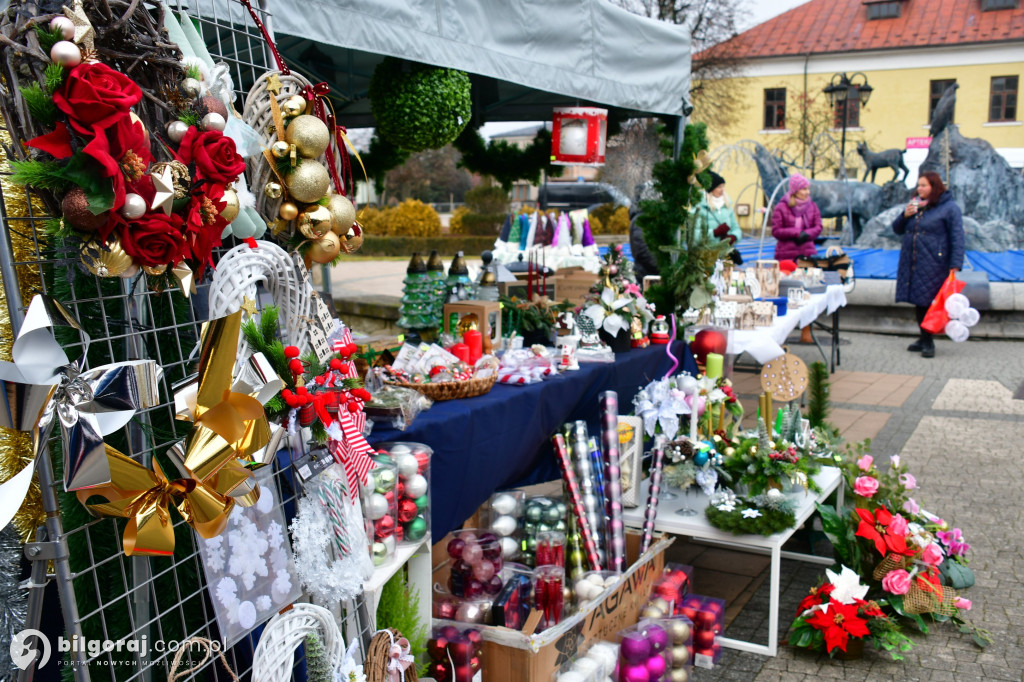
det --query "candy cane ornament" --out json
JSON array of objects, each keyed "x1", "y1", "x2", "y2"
[{"x1": 641, "y1": 434, "x2": 668, "y2": 555}]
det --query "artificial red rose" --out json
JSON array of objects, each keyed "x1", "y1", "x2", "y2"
[
  {"x1": 81, "y1": 113, "x2": 153, "y2": 211},
  {"x1": 120, "y1": 213, "x2": 187, "y2": 267},
  {"x1": 52, "y1": 62, "x2": 143, "y2": 137},
  {"x1": 175, "y1": 126, "x2": 245, "y2": 184}
]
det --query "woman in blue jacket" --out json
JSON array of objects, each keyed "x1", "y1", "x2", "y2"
[{"x1": 892, "y1": 171, "x2": 965, "y2": 358}]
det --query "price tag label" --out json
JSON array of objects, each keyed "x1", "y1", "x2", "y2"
[
  {"x1": 293, "y1": 447, "x2": 333, "y2": 481},
  {"x1": 694, "y1": 653, "x2": 715, "y2": 669},
  {"x1": 291, "y1": 252, "x2": 310, "y2": 281},
  {"x1": 313, "y1": 296, "x2": 335, "y2": 333}
]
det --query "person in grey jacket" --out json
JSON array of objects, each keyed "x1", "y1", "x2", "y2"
[{"x1": 892, "y1": 171, "x2": 965, "y2": 358}]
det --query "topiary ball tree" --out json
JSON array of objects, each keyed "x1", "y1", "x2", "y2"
[{"x1": 369, "y1": 57, "x2": 472, "y2": 152}]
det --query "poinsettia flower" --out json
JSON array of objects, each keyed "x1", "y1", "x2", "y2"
[
  {"x1": 854, "y1": 507, "x2": 913, "y2": 557},
  {"x1": 797, "y1": 583, "x2": 835, "y2": 615},
  {"x1": 805, "y1": 598, "x2": 871, "y2": 653},
  {"x1": 696, "y1": 375, "x2": 726, "y2": 403},
  {"x1": 825, "y1": 565, "x2": 868, "y2": 605},
  {"x1": 26, "y1": 122, "x2": 74, "y2": 159},
  {"x1": 583, "y1": 287, "x2": 632, "y2": 336}
]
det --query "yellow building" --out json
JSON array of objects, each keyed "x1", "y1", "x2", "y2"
[{"x1": 697, "y1": 0, "x2": 1024, "y2": 233}]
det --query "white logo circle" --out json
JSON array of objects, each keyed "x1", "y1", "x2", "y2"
[{"x1": 10, "y1": 629, "x2": 51, "y2": 670}]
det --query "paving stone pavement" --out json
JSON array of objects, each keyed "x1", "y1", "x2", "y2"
[{"x1": 697, "y1": 330, "x2": 1024, "y2": 681}]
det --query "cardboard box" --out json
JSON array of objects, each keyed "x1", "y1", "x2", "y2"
[
  {"x1": 554, "y1": 267, "x2": 599, "y2": 307},
  {"x1": 436, "y1": 531, "x2": 672, "y2": 680}
]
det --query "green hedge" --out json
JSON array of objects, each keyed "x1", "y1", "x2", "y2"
[
  {"x1": 358, "y1": 235, "x2": 497, "y2": 257},
  {"x1": 458, "y1": 213, "x2": 505, "y2": 236}
]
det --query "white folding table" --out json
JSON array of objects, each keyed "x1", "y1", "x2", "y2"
[{"x1": 621, "y1": 467, "x2": 843, "y2": 656}]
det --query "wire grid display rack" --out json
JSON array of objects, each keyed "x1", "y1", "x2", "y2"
[{"x1": 2, "y1": 1, "x2": 374, "y2": 680}]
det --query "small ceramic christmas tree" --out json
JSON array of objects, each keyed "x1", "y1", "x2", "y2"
[{"x1": 398, "y1": 253, "x2": 436, "y2": 332}]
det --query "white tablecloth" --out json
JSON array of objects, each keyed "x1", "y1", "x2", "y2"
[{"x1": 726, "y1": 286, "x2": 847, "y2": 363}]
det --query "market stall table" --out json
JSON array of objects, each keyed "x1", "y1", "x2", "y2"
[
  {"x1": 622, "y1": 467, "x2": 843, "y2": 656},
  {"x1": 371, "y1": 342, "x2": 697, "y2": 538},
  {"x1": 726, "y1": 285, "x2": 847, "y2": 370}
]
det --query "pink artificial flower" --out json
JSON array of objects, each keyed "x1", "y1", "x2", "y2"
[
  {"x1": 937, "y1": 528, "x2": 971, "y2": 556},
  {"x1": 954, "y1": 597, "x2": 972, "y2": 611},
  {"x1": 853, "y1": 476, "x2": 880, "y2": 498},
  {"x1": 888, "y1": 514, "x2": 909, "y2": 537},
  {"x1": 903, "y1": 498, "x2": 920, "y2": 515},
  {"x1": 624, "y1": 283, "x2": 642, "y2": 297},
  {"x1": 856, "y1": 454, "x2": 874, "y2": 472},
  {"x1": 881, "y1": 569, "x2": 911, "y2": 595},
  {"x1": 890, "y1": 454, "x2": 901, "y2": 468},
  {"x1": 921, "y1": 543, "x2": 944, "y2": 567},
  {"x1": 900, "y1": 473, "x2": 917, "y2": 490}
]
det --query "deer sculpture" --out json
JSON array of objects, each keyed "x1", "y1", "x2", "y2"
[{"x1": 856, "y1": 142, "x2": 909, "y2": 183}]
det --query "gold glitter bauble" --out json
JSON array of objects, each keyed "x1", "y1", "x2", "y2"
[
  {"x1": 62, "y1": 187, "x2": 108, "y2": 231},
  {"x1": 279, "y1": 201, "x2": 299, "y2": 221},
  {"x1": 264, "y1": 181, "x2": 283, "y2": 199},
  {"x1": 144, "y1": 264, "x2": 167, "y2": 276},
  {"x1": 219, "y1": 188, "x2": 240, "y2": 223},
  {"x1": 285, "y1": 114, "x2": 330, "y2": 158},
  {"x1": 129, "y1": 112, "x2": 149, "y2": 146},
  {"x1": 282, "y1": 95, "x2": 307, "y2": 118},
  {"x1": 285, "y1": 161, "x2": 329, "y2": 203},
  {"x1": 308, "y1": 231, "x2": 341, "y2": 264},
  {"x1": 327, "y1": 194, "x2": 356, "y2": 235},
  {"x1": 81, "y1": 238, "x2": 133, "y2": 277},
  {"x1": 338, "y1": 221, "x2": 364, "y2": 254},
  {"x1": 297, "y1": 205, "x2": 332, "y2": 239},
  {"x1": 271, "y1": 140, "x2": 291, "y2": 159}
]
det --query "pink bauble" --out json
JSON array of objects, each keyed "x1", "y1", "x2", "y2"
[
  {"x1": 645, "y1": 624, "x2": 669, "y2": 653},
  {"x1": 465, "y1": 579, "x2": 484, "y2": 598},
  {"x1": 454, "y1": 601, "x2": 485, "y2": 623},
  {"x1": 619, "y1": 633, "x2": 651, "y2": 663},
  {"x1": 462, "y1": 541, "x2": 483, "y2": 565},
  {"x1": 434, "y1": 600, "x2": 457, "y2": 620},
  {"x1": 485, "y1": 575, "x2": 503, "y2": 595},
  {"x1": 49, "y1": 40, "x2": 81, "y2": 67},
  {"x1": 458, "y1": 530, "x2": 478, "y2": 543},
  {"x1": 472, "y1": 559, "x2": 495, "y2": 583},
  {"x1": 447, "y1": 537, "x2": 466, "y2": 560},
  {"x1": 621, "y1": 663, "x2": 650, "y2": 682},
  {"x1": 645, "y1": 654, "x2": 667, "y2": 678},
  {"x1": 49, "y1": 16, "x2": 75, "y2": 39}
]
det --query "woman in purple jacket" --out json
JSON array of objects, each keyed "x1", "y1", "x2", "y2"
[{"x1": 771, "y1": 173, "x2": 822, "y2": 342}]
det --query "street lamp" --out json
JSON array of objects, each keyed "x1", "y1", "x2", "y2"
[{"x1": 823, "y1": 72, "x2": 872, "y2": 179}]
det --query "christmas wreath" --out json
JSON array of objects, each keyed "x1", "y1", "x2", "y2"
[
  {"x1": 704, "y1": 490, "x2": 796, "y2": 536},
  {"x1": 368, "y1": 57, "x2": 471, "y2": 152}
]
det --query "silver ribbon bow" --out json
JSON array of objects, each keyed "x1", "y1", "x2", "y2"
[{"x1": 634, "y1": 379, "x2": 691, "y2": 441}]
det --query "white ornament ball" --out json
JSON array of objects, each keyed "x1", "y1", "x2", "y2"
[
  {"x1": 406, "y1": 473, "x2": 428, "y2": 499},
  {"x1": 677, "y1": 374, "x2": 699, "y2": 395},
  {"x1": 382, "y1": 535, "x2": 396, "y2": 554},
  {"x1": 960, "y1": 307, "x2": 980, "y2": 327},
  {"x1": 166, "y1": 120, "x2": 189, "y2": 143},
  {"x1": 393, "y1": 452, "x2": 419, "y2": 480},
  {"x1": 202, "y1": 112, "x2": 226, "y2": 132},
  {"x1": 367, "y1": 493, "x2": 389, "y2": 520},
  {"x1": 766, "y1": 488, "x2": 783, "y2": 501},
  {"x1": 572, "y1": 658, "x2": 599, "y2": 677},
  {"x1": 499, "y1": 536, "x2": 518, "y2": 558},
  {"x1": 557, "y1": 671, "x2": 586, "y2": 682},
  {"x1": 50, "y1": 41, "x2": 81, "y2": 67},
  {"x1": 255, "y1": 485, "x2": 275, "y2": 514},
  {"x1": 491, "y1": 492, "x2": 519, "y2": 516},
  {"x1": 388, "y1": 444, "x2": 412, "y2": 458},
  {"x1": 237, "y1": 601, "x2": 257, "y2": 629},
  {"x1": 121, "y1": 193, "x2": 147, "y2": 220},
  {"x1": 49, "y1": 16, "x2": 75, "y2": 40},
  {"x1": 182, "y1": 77, "x2": 202, "y2": 98},
  {"x1": 491, "y1": 514, "x2": 518, "y2": 537}
]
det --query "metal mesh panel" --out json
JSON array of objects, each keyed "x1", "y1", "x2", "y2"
[{"x1": 3, "y1": 1, "x2": 376, "y2": 680}]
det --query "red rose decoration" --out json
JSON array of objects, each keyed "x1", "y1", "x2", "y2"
[
  {"x1": 120, "y1": 213, "x2": 187, "y2": 267},
  {"x1": 176, "y1": 126, "x2": 246, "y2": 184},
  {"x1": 52, "y1": 63, "x2": 143, "y2": 137},
  {"x1": 81, "y1": 114, "x2": 153, "y2": 211}
]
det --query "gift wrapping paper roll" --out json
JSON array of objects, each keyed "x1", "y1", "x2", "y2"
[
  {"x1": 641, "y1": 434, "x2": 668, "y2": 555},
  {"x1": 571, "y1": 421, "x2": 606, "y2": 567},
  {"x1": 599, "y1": 391, "x2": 626, "y2": 574},
  {"x1": 552, "y1": 433, "x2": 602, "y2": 571},
  {"x1": 587, "y1": 436, "x2": 609, "y2": 554}
]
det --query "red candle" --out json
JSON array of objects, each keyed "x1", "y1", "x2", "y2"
[
  {"x1": 449, "y1": 343, "x2": 470, "y2": 364},
  {"x1": 463, "y1": 330, "x2": 483, "y2": 364}
]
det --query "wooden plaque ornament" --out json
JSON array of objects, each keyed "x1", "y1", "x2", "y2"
[{"x1": 759, "y1": 350, "x2": 809, "y2": 402}]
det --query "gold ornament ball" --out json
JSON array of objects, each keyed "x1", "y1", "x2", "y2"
[
  {"x1": 285, "y1": 161, "x2": 330, "y2": 203},
  {"x1": 279, "y1": 201, "x2": 299, "y2": 221},
  {"x1": 264, "y1": 181, "x2": 283, "y2": 199},
  {"x1": 308, "y1": 231, "x2": 341, "y2": 264},
  {"x1": 282, "y1": 95, "x2": 307, "y2": 118},
  {"x1": 338, "y1": 221, "x2": 364, "y2": 254},
  {"x1": 724, "y1": 446, "x2": 736, "y2": 457},
  {"x1": 81, "y1": 239, "x2": 133, "y2": 278},
  {"x1": 285, "y1": 114, "x2": 330, "y2": 159},
  {"x1": 143, "y1": 264, "x2": 168, "y2": 276},
  {"x1": 327, "y1": 194, "x2": 356, "y2": 235},
  {"x1": 219, "y1": 188, "x2": 240, "y2": 223},
  {"x1": 270, "y1": 140, "x2": 291, "y2": 159},
  {"x1": 297, "y1": 205, "x2": 332, "y2": 239}
]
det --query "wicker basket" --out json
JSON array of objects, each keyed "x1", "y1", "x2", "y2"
[{"x1": 386, "y1": 374, "x2": 497, "y2": 401}]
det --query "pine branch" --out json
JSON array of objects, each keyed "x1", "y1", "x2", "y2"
[
  {"x1": 44, "y1": 63, "x2": 65, "y2": 93},
  {"x1": 20, "y1": 82, "x2": 60, "y2": 130},
  {"x1": 807, "y1": 361, "x2": 831, "y2": 429},
  {"x1": 259, "y1": 305, "x2": 280, "y2": 343},
  {"x1": 10, "y1": 159, "x2": 72, "y2": 191},
  {"x1": 34, "y1": 24, "x2": 64, "y2": 52},
  {"x1": 177, "y1": 109, "x2": 200, "y2": 127}
]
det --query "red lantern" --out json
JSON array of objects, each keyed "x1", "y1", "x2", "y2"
[
  {"x1": 551, "y1": 107, "x2": 607, "y2": 166},
  {"x1": 690, "y1": 329, "x2": 727, "y2": 366}
]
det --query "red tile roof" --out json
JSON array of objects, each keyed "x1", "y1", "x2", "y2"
[{"x1": 704, "y1": 0, "x2": 1024, "y2": 60}]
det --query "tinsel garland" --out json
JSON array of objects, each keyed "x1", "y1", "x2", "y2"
[
  {"x1": 0, "y1": 112, "x2": 47, "y2": 543},
  {"x1": 0, "y1": 526, "x2": 28, "y2": 680}
]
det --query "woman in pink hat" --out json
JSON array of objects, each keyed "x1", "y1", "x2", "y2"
[{"x1": 771, "y1": 173, "x2": 822, "y2": 343}]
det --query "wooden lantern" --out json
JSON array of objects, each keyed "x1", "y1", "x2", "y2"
[
  {"x1": 551, "y1": 107, "x2": 608, "y2": 166},
  {"x1": 443, "y1": 300, "x2": 502, "y2": 354}
]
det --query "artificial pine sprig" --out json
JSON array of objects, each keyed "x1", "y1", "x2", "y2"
[
  {"x1": 44, "y1": 62, "x2": 65, "y2": 92},
  {"x1": 807, "y1": 361, "x2": 831, "y2": 429},
  {"x1": 18, "y1": 82, "x2": 59, "y2": 128},
  {"x1": 33, "y1": 24, "x2": 64, "y2": 52},
  {"x1": 184, "y1": 64, "x2": 202, "y2": 80},
  {"x1": 43, "y1": 217, "x2": 73, "y2": 239},
  {"x1": 177, "y1": 109, "x2": 201, "y2": 127},
  {"x1": 9, "y1": 159, "x2": 72, "y2": 191}
]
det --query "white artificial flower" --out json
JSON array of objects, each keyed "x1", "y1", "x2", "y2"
[
  {"x1": 741, "y1": 508, "x2": 761, "y2": 519},
  {"x1": 584, "y1": 287, "x2": 632, "y2": 336},
  {"x1": 825, "y1": 565, "x2": 868, "y2": 605}
]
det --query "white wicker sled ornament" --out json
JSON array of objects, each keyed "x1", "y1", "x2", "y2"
[
  {"x1": 251, "y1": 603, "x2": 345, "y2": 681},
  {"x1": 207, "y1": 240, "x2": 315, "y2": 362}
]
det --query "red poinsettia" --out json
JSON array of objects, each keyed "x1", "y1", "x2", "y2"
[
  {"x1": 182, "y1": 182, "x2": 226, "y2": 276},
  {"x1": 797, "y1": 582, "x2": 835, "y2": 614},
  {"x1": 855, "y1": 507, "x2": 913, "y2": 557},
  {"x1": 805, "y1": 599, "x2": 871, "y2": 653}
]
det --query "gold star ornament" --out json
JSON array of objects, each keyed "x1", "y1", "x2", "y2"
[
  {"x1": 63, "y1": 0, "x2": 96, "y2": 53},
  {"x1": 240, "y1": 295, "x2": 257, "y2": 316}
]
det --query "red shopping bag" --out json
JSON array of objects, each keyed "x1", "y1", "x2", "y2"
[{"x1": 921, "y1": 272, "x2": 966, "y2": 334}]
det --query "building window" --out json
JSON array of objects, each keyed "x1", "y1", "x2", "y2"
[
  {"x1": 834, "y1": 93, "x2": 861, "y2": 129},
  {"x1": 865, "y1": 1, "x2": 902, "y2": 19},
  {"x1": 981, "y1": 0, "x2": 1018, "y2": 10},
  {"x1": 990, "y1": 76, "x2": 1018, "y2": 122},
  {"x1": 930, "y1": 79, "x2": 956, "y2": 123},
  {"x1": 763, "y1": 88, "x2": 786, "y2": 129}
]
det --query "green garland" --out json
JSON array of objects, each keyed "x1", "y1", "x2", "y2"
[{"x1": 704, "y1": 499, "x2": 796, "y2": 536}]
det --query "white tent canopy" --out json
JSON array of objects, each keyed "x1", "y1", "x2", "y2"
[{"x1": 263, "y1": 0, "x2": 692, "y2": 122}]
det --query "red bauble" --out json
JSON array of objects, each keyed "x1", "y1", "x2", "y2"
[
  {"x1": 374, "y1": 516, "x2": 395, "y2": 539},
  {"x1": 680, "y1": 606, "x2": 697, "y2": 621},
  {"x1": 694, "y1": 628, "x2": 716, "y2": 649},
  {"x1": 447, "y1": 636, "x2": 474, "y2": 662},
  {"x1": 428, "y1": 661, "x2": 451, "y2": 682},
  {"x1": 398, "y1": 498, "x2": 418, "y2": 523},
  {"x1": 427, "y1": 637, "x2": 449, "y2": 661},
  {"x1": 465, "y1": 629, "x2": 483, "y2": 646},
  {"x1": 691, "y1": 329, "x2": 727, "y2": 365},
  {"x1": 439, "y1": 625, "x2": 461, "y2": 641},
  {"x1": 694, "y1": 609, "x2": 717, "y2": 630},
  {"x1": 393, "y1": 524, "x2": 404, "y2": 542},
  {"x1": 413, "y1": 447, "x2": 431, "y2": 473},
  {"x1": 452, "y1": 663, "x2": 474, "y2": 682}
]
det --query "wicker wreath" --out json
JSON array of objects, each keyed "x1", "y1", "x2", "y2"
[
  {"x1": 251, "y1": 603, "x2": 344, "y2": 681},
  {"x1": 207, "y1": 239, "x2": 313, "y2": 362}
]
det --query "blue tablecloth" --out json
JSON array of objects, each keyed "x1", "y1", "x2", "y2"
[{"x1": 370, "y1": 342, "x2": 697, "y2": 538}]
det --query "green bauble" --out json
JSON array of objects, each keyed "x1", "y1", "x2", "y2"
[
  {"x1": 525, "y1": 505, "x2": 543, "y2": 523},
  {"x1": 543, "y1": 506, "x2": 563, "y2": 524},
  {"x1": 414, "y1": 495, "x2": 429, "y2": 511},
  {"x1": 372, "y1": 542, "x2": 389, "y2": 565},
  {"x1": 405, "y1": 516, "x2": 428, "y2": 541},
  {"x1": 375, "y1": 468, "x2": 397, "y2": 493}
]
